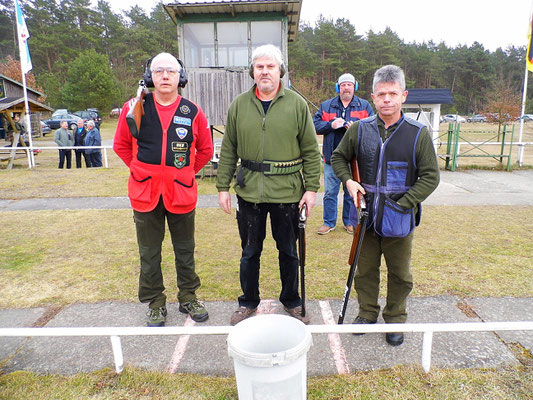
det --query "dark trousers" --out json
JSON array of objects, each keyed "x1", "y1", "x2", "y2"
[
  {"x1": 236, "y1": 196, "x2": 301, "y2": 310},
  {"x1": 75, "y1": 150, "x2": 91, "y2": 168},
  {"x1": 354, "y1": 230, "x2": 414, "y2": 323},
  {"x1": 88, "y1": 152, "x2": 102, "y2": 167},
  {"x1": 58, "y1": 149, "x2": 72, "y2": 169},
  {"x1": 133, "y1": 198, "x2": 200, "y2": 309}
]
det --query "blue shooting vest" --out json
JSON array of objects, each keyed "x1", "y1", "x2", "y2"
[{"x1": 356, "y1": 115, "x2": 423, "y2": 237}]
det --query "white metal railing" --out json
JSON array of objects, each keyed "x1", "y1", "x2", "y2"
[
  {"x1": 0, "y1": 321, "x2": 531, "y2": 374},
  {"x1": 0, "y1": 146, "x2": 113, "y2": 168}
]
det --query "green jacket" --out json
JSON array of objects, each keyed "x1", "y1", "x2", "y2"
[{"x1": 216, "y1": 83, "x2": 321, "y2": 203}]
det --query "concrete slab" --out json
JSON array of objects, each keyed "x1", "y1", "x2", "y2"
[
  {"x1": 0, "y1": 307, "x2": 46, "y2": 362},
  {"x1": 1, "y1": 297, "x2": 527, "y2": 376},
  {"x1": 467, "y1": 297, "x2": 533, "y2": 354},
  {"x1": 329, "y1": 296, "x2": 517, "y2": 372}
]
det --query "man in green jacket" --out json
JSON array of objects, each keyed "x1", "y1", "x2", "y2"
[
  {"x1": 331, "y1": 65, "x2": 439, "y2": 346},
  {"x1": 217, "y1": 44, "x2": 321, "y2": 326}
]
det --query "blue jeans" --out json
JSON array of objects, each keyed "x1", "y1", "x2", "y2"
[{"x1": 323, "y1": 162, "x2": 353, "y2": 228}]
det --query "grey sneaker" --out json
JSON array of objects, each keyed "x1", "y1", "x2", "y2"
[
  {"x1": 284, "y1": 306, "x2": 310, "y2": 325},
  {"x1": 147, "y1": 307, "x2": 167, "y2": 327},
  {"x1": 230, "y1": 306, "x2": 257, "y2": 325},
  {"x1": 179, "y1": 300, "x2": 209, "y2": 322},
  {"x1": 352, "y1": 315, "x2": 376, "y2": 336}
]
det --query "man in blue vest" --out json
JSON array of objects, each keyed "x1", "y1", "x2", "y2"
[
  {"x1": 314, "y1": 73, "x2": 374, "y2": 235},
  {"x1": 331, "y1": 65, "x2": 439, "y2": 346}
]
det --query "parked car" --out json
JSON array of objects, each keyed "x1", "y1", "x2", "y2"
[
  {"x1": 516, "y1": 114, "x2": 533, "y2": 122},
  {"x1": 109, "y1": 108, "x2": 122, "y2": 118},
  {"x1": 51, "y1": 109, "x2": 70, "y2": 118},
  {"x1": 441, "y1": 114, "x2": 466, "y2": 123},
  {"x1": 73, "y1": 110, "x2": 101, "y2": 127},
  {"x1": 42, "y1": 113, "x2": 83, "y2": 130},
  {"x1": 40, "y1": 120, "x2": 51, "y2": 136},
  {"x1": 86, "y1": 108, "x2": 102, "y2": 125},
  {"x1": 467, "y1": 114, "x2": 487, "y2": 123}
]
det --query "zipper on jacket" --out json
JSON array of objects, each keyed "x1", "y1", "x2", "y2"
[
  {"x1": 161, "y1": 127, "x2": 167, "y2": 193},
  {"x1": 260, "y1": 115, "x2": 266, "y2": 202}
]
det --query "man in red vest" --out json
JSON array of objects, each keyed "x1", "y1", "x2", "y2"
[{"x1": 114, "y1": 53, "x2": 213, "y2": 326}]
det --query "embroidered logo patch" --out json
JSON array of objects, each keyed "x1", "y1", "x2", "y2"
[
  {"x1": 173, "y1": 116, "x2": 191, "y2": 126},
  {"x1": 176, "y1": 127, "x2": 188, "y2": 139},
  {"x1": 174, "y1": 154, "x2": 186, "y2": 169},
  {"x1": 172, "y1": 142, "x2": 189, "y2": 152},
  {"x1": 180, "y1": 105, "x2": 191, "y2": 114}
]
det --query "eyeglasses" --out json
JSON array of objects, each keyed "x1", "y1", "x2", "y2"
[{"x1": 151, "y1": 67, "x2": 179, "y2": 76}]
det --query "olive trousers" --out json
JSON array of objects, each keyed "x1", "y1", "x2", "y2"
[
  {"x1": 354, "y1": 229, "x2": 414, "y2": 323},
  {"x1": 133, "y1": 198, "x2": 200, "y2": 309}
]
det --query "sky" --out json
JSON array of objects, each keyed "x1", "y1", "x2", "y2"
[{"x1": 100, "y1": 0, "x2": 531, "y2": 52}]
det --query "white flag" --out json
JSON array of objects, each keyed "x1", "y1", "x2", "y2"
[{"x1": 14, "y1": 0, "x2": 32, "y2": 74}]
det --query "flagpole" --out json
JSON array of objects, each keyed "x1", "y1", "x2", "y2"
[
  {"x1": 14, "y1": 0, "x2": 35, "y2": 168},
  {"x1": 519, "y1": 3, "x2": 533, "y2": 166},
  {"x1": 21, "y1": 70, "x2": 35, "y2": 168}
]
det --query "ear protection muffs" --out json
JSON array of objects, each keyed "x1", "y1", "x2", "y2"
[
  {"x1": 143, "y1": 56, "x2": 188, "y2": 88},
  {"x1": 335, "y1": 80, "x2": 359, "y2": 93},
  {"x1": 249, "y1": 61, "x2": 286, "y2": 79}
]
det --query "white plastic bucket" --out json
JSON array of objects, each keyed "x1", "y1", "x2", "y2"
[{"x1": 227, "y1": 314, "x2": 313, "y2": 400}]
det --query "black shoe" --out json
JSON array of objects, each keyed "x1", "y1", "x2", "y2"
[
  {"x1": 352, "y1": 316, "x2": 376, "y2": 336},
  {"x1": 386, "y1": 332, "x2": 404, "y2": 346}
]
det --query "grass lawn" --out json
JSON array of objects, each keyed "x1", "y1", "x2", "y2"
[{"x1": 0, "y1": 119, "x2": 531, "y2": 399}]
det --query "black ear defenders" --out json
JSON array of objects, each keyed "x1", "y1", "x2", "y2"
[
  {"x1": 143, "y1": 56, "x2": 188, "y2": 88},
  {"x1": 249, "y1": 60, "x2": 286, "y2": 79},
  {"x1": 335, "y1": 80, "x2": 359, "y2": 93}
]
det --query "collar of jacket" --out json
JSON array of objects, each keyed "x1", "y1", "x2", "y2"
[
  {"x1": 251, "y1": 81, "x2": 286, "y2": 102},
  {"x1": 334, "y1": 94, "x2": 363, "y2": 109}
]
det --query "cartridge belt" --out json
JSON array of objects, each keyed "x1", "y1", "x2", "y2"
[
  {"x1": 242, "y1": 158, "x2": 303, "y2": 175},
  {"x1": 238, "y1": 158, "x2": 303, "y2": 187}
]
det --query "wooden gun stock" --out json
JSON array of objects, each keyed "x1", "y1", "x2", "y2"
[
  {"x1": 125, "y1": 81, "x2": 148, "y2": 138},
  {"x1": 348, "y1": 158, "x2": 362, "y2": 266}
]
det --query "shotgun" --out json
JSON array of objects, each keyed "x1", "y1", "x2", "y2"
[
  {"x1": 125, "y1": 80, "x2": 149, "y2": 138},
  {"x1": 298, "y1": 204, "x2": 307, "y2": 317},
  {"x1": 338, "y1": 158, "x2": 369, "y2": 324}
]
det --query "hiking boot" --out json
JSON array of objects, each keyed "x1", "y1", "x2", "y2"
[
  {"x1": 352, "y1": 315, "x2": 376, "y2": 335},
  {"x1": 147, "y1": 306, "x2": 167, "y2": 327},
  {"x1": 344, "y1": 225, "x2": 354, "y2": 234},
  {"x1": 317, "y1": 225, "x2": 335, "y2": 235},
  {"x1": 284, "y1": 306, "x2": 310, "y2": 325},
  {"x1": 386, "y1": 332, "x2": 404, "y2": 346},
  {"x1": 179, "y1": 300, "x2": 209, "y2": 322},
  {"x1": 230, "y1": 306, "x2": 257, "y2": 325}
]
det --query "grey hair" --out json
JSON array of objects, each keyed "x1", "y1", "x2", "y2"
[
  {"x1": 372, "y1": 65, "x2": 406, "y2": 92},
  {"x1": 251, "y1": 44, "x2": 284, "y2": 69},
  {"x1": 86, "y1": 120, "x2": 95, "y2": 127}
]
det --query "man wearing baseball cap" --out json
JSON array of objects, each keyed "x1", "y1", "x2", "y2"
[{"x1": 313, "y1": 73, "x2": 374, "y2": 235}]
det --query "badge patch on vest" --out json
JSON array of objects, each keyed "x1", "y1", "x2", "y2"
[
  {"x1": 173, "y1": 116, "x2": 191, "y2": 126},
  {"x1": 172, "y1": 142, "x2": 188, "y2": 152},
  {"x1": 176, "y1": 127, "x2": 188, "y2": 139},
  {"x1": 180, "y1": 105, "x2": 191, "y2": 114},
  {"x1": 172, "y1": 142, "x2": 188, "y2": 169},
  {"x1": 174, "y1": 154, "x2": 186, "y2": 168}
]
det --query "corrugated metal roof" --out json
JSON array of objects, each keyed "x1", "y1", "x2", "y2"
[
  {"x1": 164, "y1": 0, "x2": 302, "y2": 41},
  {"x1": 0, "y1": 97, "x2": 54, "y2": 112}
]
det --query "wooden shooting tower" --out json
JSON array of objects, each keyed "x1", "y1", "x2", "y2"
[{"x1": 164, "y1": 0, "x2": 303, "y2": 126}]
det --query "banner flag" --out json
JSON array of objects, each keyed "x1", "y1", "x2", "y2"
[
  {"x1": 526, "y1": 15, "x2": 533, "y2": 72},
  {"x1": 14, "y1": 0, "x2": 32, "y2": 74}
]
